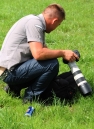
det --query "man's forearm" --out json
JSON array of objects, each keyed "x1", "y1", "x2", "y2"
[{"x1": 34, "y1": 47, "x2": 63, "y2": 60}]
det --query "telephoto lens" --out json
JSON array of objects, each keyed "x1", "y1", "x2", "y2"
[{"x1": 63, "y1": 50, "x2": 92, "y2": 96}]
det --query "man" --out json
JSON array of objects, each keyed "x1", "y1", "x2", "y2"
[{"x1": 0, "y1": 3, "x2": 79, "y2": 103}]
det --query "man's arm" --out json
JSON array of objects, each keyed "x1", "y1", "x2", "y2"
[{"x1": 29, "y1": 42, "x2": 79, "y2": 62}]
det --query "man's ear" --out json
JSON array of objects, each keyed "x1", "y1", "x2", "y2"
[{"x1": 52, "y1": 18, "x2": 58, "y2": 24}]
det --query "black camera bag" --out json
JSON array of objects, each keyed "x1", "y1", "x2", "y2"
[{"x1": 40, "y1": 71, "x2": 78, "y2": 101}]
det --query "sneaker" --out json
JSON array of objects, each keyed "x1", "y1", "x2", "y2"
[
  {"x1": 4, "y1": 85, "x2": 21, "y2": 98},
  {"x1": 4, "y1": 85, "x2": 10, "y2": 93},
  {"x1": 23, "y1": 90, "x2": 33, "y2": 104},
  {"x1": 23, "y1": 96, "x2": 32, "y2": 104}
]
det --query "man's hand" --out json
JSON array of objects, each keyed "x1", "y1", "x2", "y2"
[{"x1": 62, "y1": 50, "x2": 79, "y2": 62}]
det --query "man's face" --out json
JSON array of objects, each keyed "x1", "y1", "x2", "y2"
[{"x1": 46, "y1": 18, "x2": 63, "y2": 33}]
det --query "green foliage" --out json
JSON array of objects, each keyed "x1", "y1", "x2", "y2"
[{"x1": 0, "y1": 0, "x2": 94, "y2": 129}]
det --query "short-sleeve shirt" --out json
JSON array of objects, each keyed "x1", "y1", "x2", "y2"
[{"x1": 0, "y1": 14, "x2": 46, "y2": 69}]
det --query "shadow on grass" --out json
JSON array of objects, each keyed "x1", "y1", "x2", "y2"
[
  {"x1": 1, "y1": 81, "x2": 93, "y2": 108},
  {"x1": 31, "y1": 91, "x2": 81, "y2": 107}
]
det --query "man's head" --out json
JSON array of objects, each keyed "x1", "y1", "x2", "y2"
[{"x1": 42, "y1": 3, "x2": 65, "y2": 33}]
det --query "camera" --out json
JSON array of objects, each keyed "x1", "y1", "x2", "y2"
[{"x1": 63, "y1": 50, "x2": 92, "y2": 96}]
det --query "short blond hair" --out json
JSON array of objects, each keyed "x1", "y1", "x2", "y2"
[{"x1": 43, "y1": 3, "x2": 65, "y2": 20}]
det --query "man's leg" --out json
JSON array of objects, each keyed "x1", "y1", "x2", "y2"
[
  {"x1": 4, "y1": 58, "x2": 59, "y2": 101},
  {"x1": 23, "y1": 59, "x2": 59, "y2": 102}
]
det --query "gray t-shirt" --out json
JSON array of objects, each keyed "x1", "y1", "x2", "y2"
[{"x1": 0, "y1": 14, "x2": 46, "y2": 69}]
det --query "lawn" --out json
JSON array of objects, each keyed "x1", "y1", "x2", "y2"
[{"x1": 0, "y1": 0, "x2": 94, "y2": 129}]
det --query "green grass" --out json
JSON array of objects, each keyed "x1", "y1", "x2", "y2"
[{"x1": 0, "y1": 0, "x2": 94, "y2": 129}]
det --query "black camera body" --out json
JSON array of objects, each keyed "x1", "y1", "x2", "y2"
[{"x1": 63, "y1": 50, "x2": 92, "y2": 96}]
